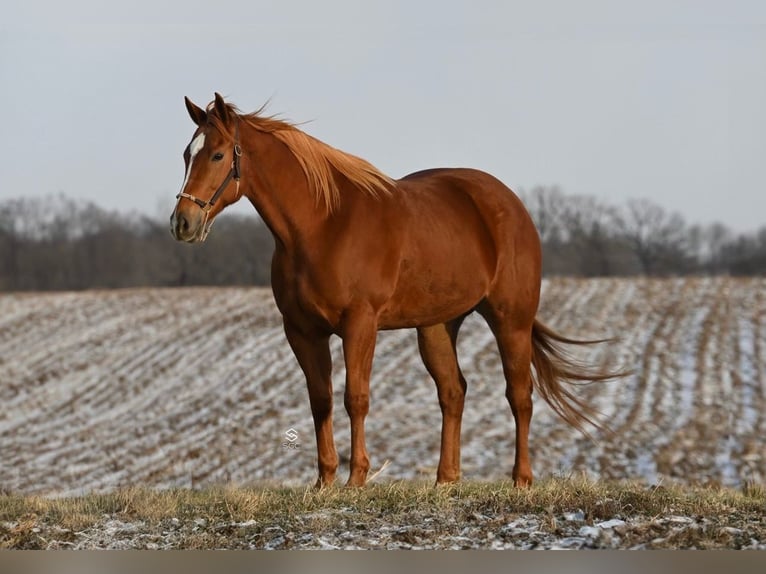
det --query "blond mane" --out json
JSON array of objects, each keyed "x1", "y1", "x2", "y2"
[{"x1": 210, "y1": 102, "x2": 395, "y2": 212}]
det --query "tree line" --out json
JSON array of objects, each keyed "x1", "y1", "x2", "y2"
[
  {"x1": 0, "y1": 190, "x2": 763, "y2": 291},
  {"x1": 0, "y1": 195, "x2": 273, "y2": 291},
  {"x1": 519, "y1": 186, "x2": 766, "y2": 277}
]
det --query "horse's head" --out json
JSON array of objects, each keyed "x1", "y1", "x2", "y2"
[{"x1": 170, "y1": 93, "x2": 243, "y2": 243}]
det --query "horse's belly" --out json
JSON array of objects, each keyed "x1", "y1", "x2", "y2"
[
  {"x1": 377, "y1": 261, "x2": 491, "y2": 329},
  {"x1": 378, "y1": 298, "x2": 481, "y2": 329},
  {"x1": 376, "y1": 207, "x2": 496, "y2": 329}
]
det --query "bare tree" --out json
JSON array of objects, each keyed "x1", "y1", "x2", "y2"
[
  {"x1": 723, "y1": 225, "x2": 766, "y2": 275},
  {"x1": 687, "y1": 222, "x2": 732, "y2": 273},
  {"x1": 616, "y1": 199, "x2": 690, "y2": 275},
  {"x1": 520, "y1": 185, "x2": 568, "y2": 244},
  {"x1": 560, "y1": 194, "x2": 624, "y2": 276}
]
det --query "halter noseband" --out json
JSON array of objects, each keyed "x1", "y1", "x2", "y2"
[{"x1": 175, "y1": 124, "x2": 242, "y2": 241}]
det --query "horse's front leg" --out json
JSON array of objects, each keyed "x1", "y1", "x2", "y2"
[
  {"x1": 283, "y1": 322, "x2": 337, "y2": 488},
  {"x1": 341, "y1": 308, "x2": 378, "y2": 486}
]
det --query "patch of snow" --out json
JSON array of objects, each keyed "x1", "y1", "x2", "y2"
[{"x1": 596, "y1": 518, "x2": 626, "y2": 529}]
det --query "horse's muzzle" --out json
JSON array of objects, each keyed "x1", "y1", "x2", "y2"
[
  {"x1": 170, "y1": 210, "x2": 196, "y2": 242},
  {"x1": 170, "y1": 209, "x2": 213, "y2": 243}
]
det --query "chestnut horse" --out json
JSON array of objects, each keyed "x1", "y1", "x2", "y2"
[{"x1": 170, "y1": 93, "x2": 614, "y2": 487}]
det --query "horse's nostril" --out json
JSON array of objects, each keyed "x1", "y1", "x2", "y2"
[
  {"x1": 171, "y1": 212, "x2": 191, "y2": 239},
  {"x1": 178, "y1": 213, "x2": 190, "y2": 233}
]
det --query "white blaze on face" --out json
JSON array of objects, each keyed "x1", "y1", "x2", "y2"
[{"x1": 180, "y1": 133, "x2": 206, "y2": 192}]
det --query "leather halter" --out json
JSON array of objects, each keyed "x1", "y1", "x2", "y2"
[{"x1": 175, "y1": 123, "x2": 242, "y2": 241}]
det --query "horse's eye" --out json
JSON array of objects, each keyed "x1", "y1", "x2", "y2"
[{"x1": 212, "y1": 152, "x2": 224, "y2": 161}]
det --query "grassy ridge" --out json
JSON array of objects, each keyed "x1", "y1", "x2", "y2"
[{"x1": 2, "y1": 478, "x2": 765, "y2": 549}]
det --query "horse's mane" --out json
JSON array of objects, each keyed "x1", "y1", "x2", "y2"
[{"x1": 208, "y1": 102, "x2": 394, "y2": 212}]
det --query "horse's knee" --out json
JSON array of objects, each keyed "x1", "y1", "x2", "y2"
[
  {"x1": 438, "y1": 385, "x2": 466, "y2": 417},
  {"x1": 309, "y1": 393, "x2": 333, "y2": 421},
  {"x1": 344, "y1": 392, "x2": 369, "y2": 417}
]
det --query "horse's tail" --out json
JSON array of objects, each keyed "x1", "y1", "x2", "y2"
[{"x1": 530, "y1": 319, "x2": 627, "y2": 437}]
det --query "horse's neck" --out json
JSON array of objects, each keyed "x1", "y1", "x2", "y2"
[{"x1": 241, "y1": 128, "x2": 326, "y2": 251}]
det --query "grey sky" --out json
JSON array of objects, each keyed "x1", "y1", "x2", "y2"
[{"x1": 2, "y1": 1, "x2": 764, "y2": 230}]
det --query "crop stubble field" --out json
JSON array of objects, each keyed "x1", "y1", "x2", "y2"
[{"x1": 1, "y1": 277, "x2": 764, "y2": 497}]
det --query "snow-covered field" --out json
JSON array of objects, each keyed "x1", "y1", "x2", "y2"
[{"x1": 1, "y1": 277, "x2": 764, "y2": 496}]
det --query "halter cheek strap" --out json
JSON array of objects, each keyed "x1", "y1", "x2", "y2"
[{"x1": 175, "y1": 124, "x2": 242, "y2": 240}]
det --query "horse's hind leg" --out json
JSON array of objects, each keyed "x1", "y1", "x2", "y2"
[
  {"x1": 417, "y1": 317, "x2": 467, "y2": 483},
  {"x1": 478, "y1": 305, "x2": 535, "y2": 486}
]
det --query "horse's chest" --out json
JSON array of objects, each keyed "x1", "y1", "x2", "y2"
[{"x1": 271, "y1": 262, "x2": 343, "y2": 332}]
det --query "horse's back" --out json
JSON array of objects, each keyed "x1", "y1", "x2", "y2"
[
  {"x1": 374, "y1": 167, "x2": 541, "y2": 328},
  {"x1": 398, "y1": 167, "x2": 533, "y2": 219},
  {"x1": 396, "y1": 167, "x2": 540, "y2": 257}
]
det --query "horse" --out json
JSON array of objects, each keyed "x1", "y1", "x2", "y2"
[{"x1": 170, "y1": 93, "x2": 616, "y2": 488}]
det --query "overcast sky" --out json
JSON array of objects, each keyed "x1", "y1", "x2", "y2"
[{"x1": 2, "y1": 1, "x2": 765, "y2": 230}]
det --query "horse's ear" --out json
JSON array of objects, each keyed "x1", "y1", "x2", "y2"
[
  {"x1": 214, "y1": 92, "x2": 230, "y2": 124},
  {"x1": 185, "y1": 96, "x2": 207, "y2": 126}
]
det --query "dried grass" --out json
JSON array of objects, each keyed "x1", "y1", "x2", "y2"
[{"x1": 2, "y1": 477, "x2": 764, "y2": 549}]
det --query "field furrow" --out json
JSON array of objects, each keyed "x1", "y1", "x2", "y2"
[{"x1": 1, "y1": 278, "x2": 764, "y2": 495}]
